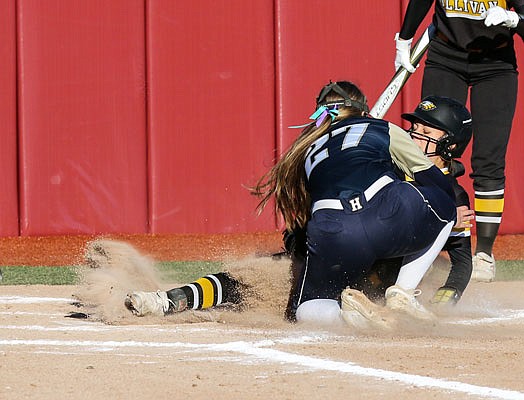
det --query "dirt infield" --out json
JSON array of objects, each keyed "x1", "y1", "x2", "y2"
[
  {"x1": 1, "y1": 234, "x2": 524, "y2": 399},
  {"x1": 3, "y1": 280, "x2": 524, "y2": 399}
]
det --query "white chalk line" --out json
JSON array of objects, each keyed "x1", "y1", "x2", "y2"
[
  {"x1": 1, "y1": 337, "x2": 524, "y2": 399},
  {"x1": 0, "y1": 295, "x2": 74, "y2": 304},
  {"x1": 450, "y1": 310, "x2": 524, "y2": 325},
  {"x1": 0, "y1": 320, "x2": 333, "y2": 344},
  {"x1": 0, "y1": 311, "x2": 65, "y2": 317}
]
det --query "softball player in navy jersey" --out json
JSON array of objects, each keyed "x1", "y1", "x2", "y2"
[
  {"x1": 284, "y1": 96, "x2": 475, "y2": 322},
  {"x1": 395, "y1": 0, "x2": 524, "y2": 282},
  {"x1": 253, "y1": 81, "x2": 455, "y2": 326}
]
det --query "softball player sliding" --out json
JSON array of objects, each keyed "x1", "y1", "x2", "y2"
[
  {"x1": 125, "y1": 81, "x2": 457, "y2": 328},
  {"x1": 395, "y1": 0, "x2": 524, "y2": 282},
  {"x1": 286, "y1": 96, "x2": 474, "y2": 326}
]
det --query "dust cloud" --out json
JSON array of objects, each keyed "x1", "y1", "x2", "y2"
[
  {"x1": 74, "y1": 239, "x2": 293, "y2": 327},
  {"x1": 73, "y1": 239, "x2": 520, "y2": 339}
]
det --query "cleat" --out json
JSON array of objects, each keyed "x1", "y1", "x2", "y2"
[
  {"x1": 385, "y1": 285, "x2": 436, "y2": 321},
  {"x1": 471, "y1": 252, "x2": 496, "y2": 283},
  {"x1": 125, "y1": 291, "x2": 173, "y2": 316},
  {"x1": 340, "y1": 288, "x2": 393, "y2": 331}
]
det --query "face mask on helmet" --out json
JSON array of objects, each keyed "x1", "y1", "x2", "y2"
[
  {"x1": 401, "y1": 96, "x2": 472, "y2": 161},
  {"x1": 408, "y1": 129, "x2": 456, "y2": 161}
]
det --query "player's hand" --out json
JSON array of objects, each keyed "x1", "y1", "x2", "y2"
[
  {"x1": 430, "y1": 286, "x2": 460, "y2": 306},
  {"x1": 394, "y1": 33, "x2": 416, "y2": 73},
  {"x1": 454, "y1": 205, "x2": 474, "y2": 229},
  {"x1": 481, "y1": 6, "x2": 519, "y2": 28}
]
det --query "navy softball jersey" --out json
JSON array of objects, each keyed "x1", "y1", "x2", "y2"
[{"x1": 294, "y1": 117, "x2": 457, "y2": 306}]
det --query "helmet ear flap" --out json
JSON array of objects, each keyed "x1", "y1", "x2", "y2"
[{"x1": 436, "y1": 136, "x2": 453, "y2": 161}]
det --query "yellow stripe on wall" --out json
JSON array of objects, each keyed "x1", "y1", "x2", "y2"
[
  {"x1": 474, "y1": 198, "x2": 504, "y2": 213},
  {"x1": 195, "y1": 277, "x2": 214, "y2": 308}
]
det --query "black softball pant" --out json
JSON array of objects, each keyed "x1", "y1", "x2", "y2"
[{"x1": 422, "y1": 37, "x2": 518, "y2": 192}]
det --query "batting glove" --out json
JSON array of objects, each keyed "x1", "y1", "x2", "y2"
[
  {"x1": 394, "y1": 33, "x2": 416, "y2": 73},
  {"x1": 481, "y1": 6, "x2": 520, "y2": 28},
  {"x1": 430, "y1": 286, "x2": 460, "y2": 306}
]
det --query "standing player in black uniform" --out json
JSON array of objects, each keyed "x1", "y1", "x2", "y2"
[
  {"x1": 395, "y1": 0, "x2": 524, "y2": 283},
  {"x1": 124, "y1": 81, "x2": 457, "y2": 327}
]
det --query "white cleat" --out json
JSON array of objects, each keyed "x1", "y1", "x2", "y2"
[
  {"x1": 385, "y1": 285, "x2": 436, "y2": 321},
  {"x1": 340, "y1": 288, "x2": 393, "y2": 331},
  {"x1": 125, "y1": 291, "x2": 172, "y2": 316},
  {"x1": 471, "y1": 252, "x2": 496, "y2": 283}
]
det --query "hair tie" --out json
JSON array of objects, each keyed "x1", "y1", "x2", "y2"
[
  {"x1": 309, "y1": 105, "x2": 339, "y2": 127},
  {"x1": 288, "y1": 105, "x2": 339, "y2": 129}
]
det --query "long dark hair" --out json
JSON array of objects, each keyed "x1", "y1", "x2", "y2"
[{"x1": 252, "y1": 81, "x2": 368, "y2": 229}]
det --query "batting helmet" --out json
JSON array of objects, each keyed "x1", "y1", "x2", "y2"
[{"x1": 401, "y1": 96, "x2": 472, "y2": 161}]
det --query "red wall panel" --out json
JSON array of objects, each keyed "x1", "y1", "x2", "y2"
[
  {"x1": 147, "y1": 0, "x2": 276, "y2": 233},
  {"x1": 17, "y1": 0, "x2": 148, "y2": 235},
  {"x1": 3, "y1": 0, "x2": 524, "y2": 235},
  {"x1": 275, "y1": 0, "x2": 404, "y2": 154},
  {"x1": 0, "y1": 0, "x2": 19, "y2": 236}
]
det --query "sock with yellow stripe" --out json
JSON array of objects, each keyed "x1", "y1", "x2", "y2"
[
  {"x1": 474, "y1": 189, "x2": 504, "y2": 255},
  {"x1": 166, "y1": 272, "x2": 244, "y2": 312}
]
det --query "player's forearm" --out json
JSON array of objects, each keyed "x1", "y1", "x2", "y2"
[
  {"x1": 399, "y1": 0, "x2": 434, "y2": 39},
  {"x1": 444, "y1": 238, "x2": 473, "y2": 294}
]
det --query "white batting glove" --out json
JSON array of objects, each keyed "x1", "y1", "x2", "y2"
[
  {"x1": 481, "y1": 6, "x2": 519, "y2": 28},
  {"x1": 394, "y1": 33, "x2": 416, "y2": 73}
]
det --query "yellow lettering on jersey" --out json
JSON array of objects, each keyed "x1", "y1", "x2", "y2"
[{"x1": 441, "y1": 0, "x2": 506, "y2": 19}]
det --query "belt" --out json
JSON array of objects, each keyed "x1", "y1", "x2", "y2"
[
  {"x1": 312, "y1": 175, "x2": 394, "y2": 214},
  {"x1": 436, "y1": 30, "x2": 509, "y2": 53}
]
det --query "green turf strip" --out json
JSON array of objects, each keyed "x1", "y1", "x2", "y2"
[
  {"x1": 0, "y1": 260, "x2": 522, "y2": 286},
  {"x1": 0, "y1": 266, "x2": 79, "y2": 285},
  {"x1": 0, "y1": 261, "x2": 224, "y2": 286}
]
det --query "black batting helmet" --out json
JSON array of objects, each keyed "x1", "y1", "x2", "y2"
[{"x1": 401, "y1": 96, "x2": 472, "y2": 161}]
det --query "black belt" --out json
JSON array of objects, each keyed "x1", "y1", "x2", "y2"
[{"x1": 436, "y1": 30, "x2": 509, "y2": 53}]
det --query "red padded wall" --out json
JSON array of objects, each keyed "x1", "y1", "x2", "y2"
[
  {"x1": 0, "y1": 0, "x2": 18, "y2": 236},
  {"x1": 275, "y1": 1, "x2": 404, "y2": 154},
  {"x1": 17, "y1": 0, "x2": 148, "y2": 235},
  {"x1": 147, "y1": 0, "x2": 276, "y2": 233},
  {"x1": 3, "y1": 0, "x2": 524, "y2": 235}
]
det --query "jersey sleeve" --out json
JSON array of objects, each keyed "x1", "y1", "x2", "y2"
[
  {"x1": 388, "y1": 122, "x2": 434, "y2": 179},
  {"x1": 442, "y1": 236, "x2": 473, "y2": 296},
  {"x1": 450, "y1": 176, "x2": 470, "y2": 208},
  {"x1": 512, "y1": 2, "x2": 524, "y2": 38},
  {"x1": 399, "y1": 0, "x2": 434, "y2": 39}
]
